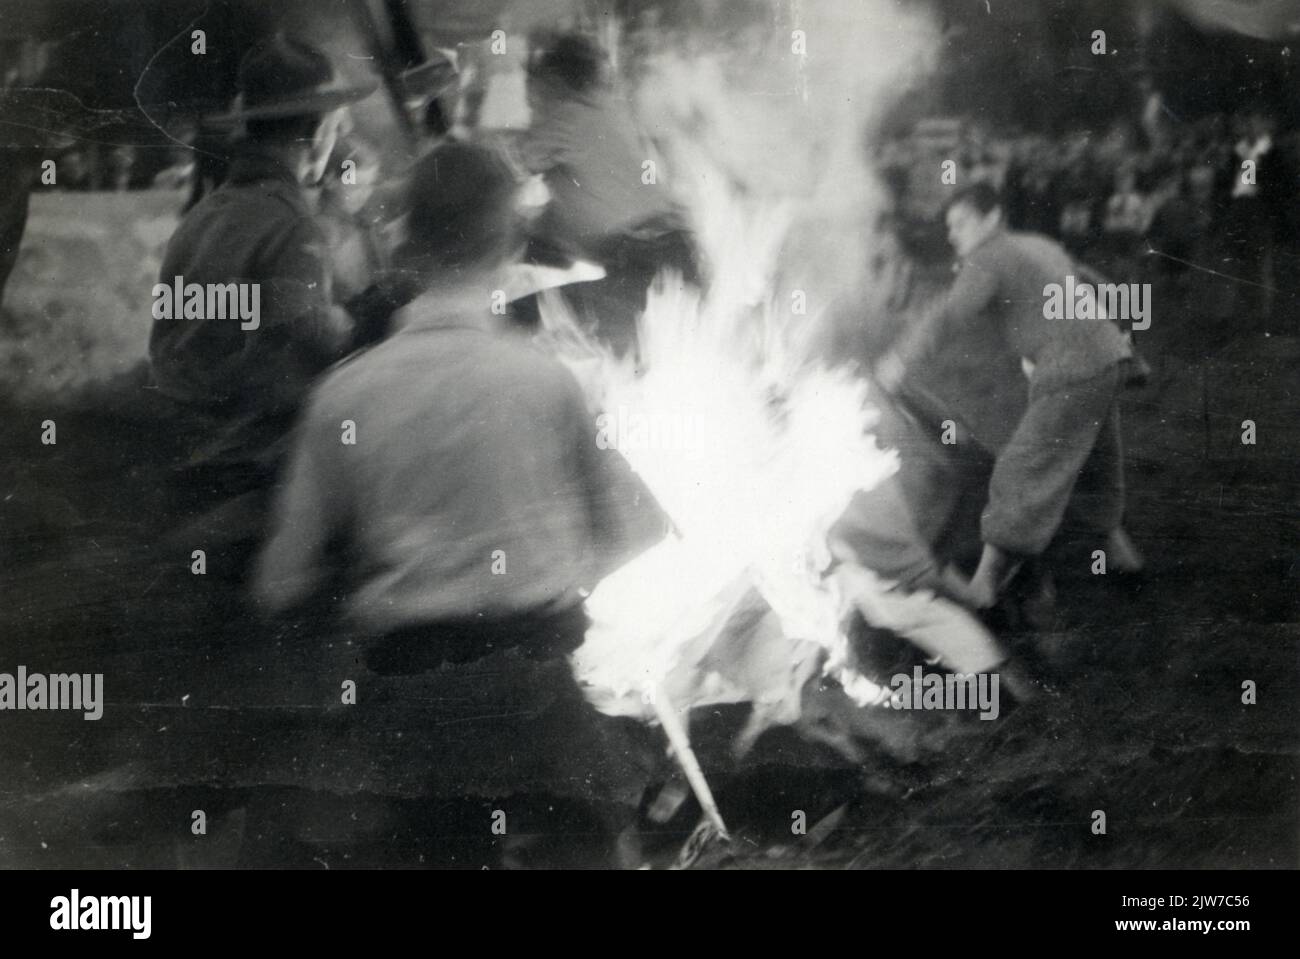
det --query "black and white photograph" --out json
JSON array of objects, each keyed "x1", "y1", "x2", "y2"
[{"x1": 0, "y1": 0, "x2": 1295, "y2": 906}]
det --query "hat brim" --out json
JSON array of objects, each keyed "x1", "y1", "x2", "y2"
[
  {"x1": 208, "y1": 80, "x2": 379, "y2": 125},
  {"x1": 502, "y1": 260, "x2": 606, "y2": 302}
]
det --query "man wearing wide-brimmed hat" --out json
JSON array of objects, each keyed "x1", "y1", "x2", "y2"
[{"x1": 150, "y1": 34, "x2": 377, "y2": 570}]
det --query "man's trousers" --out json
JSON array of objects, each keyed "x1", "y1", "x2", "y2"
[{"x1": 981, "y1": 363, "x2": 1126, "y2": 558}]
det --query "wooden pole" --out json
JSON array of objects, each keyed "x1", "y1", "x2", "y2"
[{"x1": 651, "y1": 686, "x2": 730, "y2": 841}]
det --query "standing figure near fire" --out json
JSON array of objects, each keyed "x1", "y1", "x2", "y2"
[
  {"x1": 316, "y1": 135, "x2": 388, "y2": 307},
  {"x1": 521, "y1": 31, "x2": 697, "y2": 355},
  {"x1": 875, "y1": 183, "x2": 1144, "y2": 609}
]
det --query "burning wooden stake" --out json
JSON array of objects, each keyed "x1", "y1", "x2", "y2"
[{"x1": 651, "y1": 686, "x2": 730, "y2": 841}]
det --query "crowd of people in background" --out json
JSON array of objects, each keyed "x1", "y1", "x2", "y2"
[{"x1": 879, "y1": 108, "x2": 1299, "y2": 336}]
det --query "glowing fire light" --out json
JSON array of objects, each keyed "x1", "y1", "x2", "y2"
[
  {"x1": 545, "y1": 1, "x2": 940, "y2": 726},
  {"x1": 543, "y1": 174, "x2": 897, "y2": 719}
]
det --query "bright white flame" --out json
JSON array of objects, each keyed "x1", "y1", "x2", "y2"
[
  {"x1": 546, "y1": 1, "x2": 940, "y2": 721},
  {"x1": 546, "y1": 184, "x2": 897, "y2": 716}
]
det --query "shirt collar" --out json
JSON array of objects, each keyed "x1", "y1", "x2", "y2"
[
  {"x1": 963, "y1": 224, "x2": 1005, "y2": 262},
  {"x1": 396, "y1": 283, "x2": 501, "y2": 335}
]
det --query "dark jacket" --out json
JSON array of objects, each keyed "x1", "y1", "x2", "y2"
[{"x1": 150, "y1": 145, "x2": 353, "y2": 471}]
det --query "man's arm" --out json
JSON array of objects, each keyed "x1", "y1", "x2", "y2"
[
  {"x1": 252, "y1": 404, "x2": 344, "y2": 617},
  {"x1": 875, "y1": 253, "x2": 1000, "y2": 392},
  {"x1": 262, "y1": 216, "x2": 357, "y2": 364}
]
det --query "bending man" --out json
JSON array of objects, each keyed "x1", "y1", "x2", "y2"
[{"x1": 875, "y1": 183, "x2": 1143, "y2": 608}]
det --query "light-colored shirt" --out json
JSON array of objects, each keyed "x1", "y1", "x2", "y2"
[
  {"x1": 521, "y1": 84, "x2": 678, "y2": 253},
  {"x1": 895, "y1": 229, "x2": 1131, "y2": 392},
  {"x1": 254, "y1": 302, "x2": 641, "y2": 634}
]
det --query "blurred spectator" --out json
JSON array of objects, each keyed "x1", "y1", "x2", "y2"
[
  {"x1": 1137, "y1": 74, "x2": 1169, "y2": 151},
  {"x1": 886, "y1": 100, "x2": 1299, "y2": 330},
  {"x1": 1146, "y1": 166, "x2": 1212, "y2": 273},
  {"x1": 1101, "y1": 164, "x2": 1148, "y2": 268},
  {"x1": 1103, "y1": 166, "x2": 1148, "y2": 237},
  {"x1": 317, "y1": 135, "x2": 387, "y2": 305},
  {"x1": 0, "y1": 40, "x2": 71, "y2": 313},
  {"x1": 522, "y1": 32, "x2": 683, "y2": 257},
  {"x1": 107, "y1": 145, "x2": 137, "y2": 192},
  {"x1": 1058, "y1": 190, "x2": 1096, "y2": 253},
  {"x1": 1221, "y1": 109, "x2": 1279, "y2": 328},
  {"x1": 967, "y1": 149, "x2": 1003, "y2": 190},
  {"x1": 521, "y1": 31, "x2": 696, "y2": 354}
]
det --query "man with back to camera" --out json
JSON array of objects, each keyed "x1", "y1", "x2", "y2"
[{"x1": 253, "y1": 140, "x2": 663, "y2": 867}]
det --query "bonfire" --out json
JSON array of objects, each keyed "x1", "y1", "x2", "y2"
[{"x1": 538, "y1": 0, "x2": 939, "y2": 844}]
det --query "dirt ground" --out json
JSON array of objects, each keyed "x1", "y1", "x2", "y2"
[{"x1": 0, "y1": 194, "x2": 1296, "y2": 869}]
